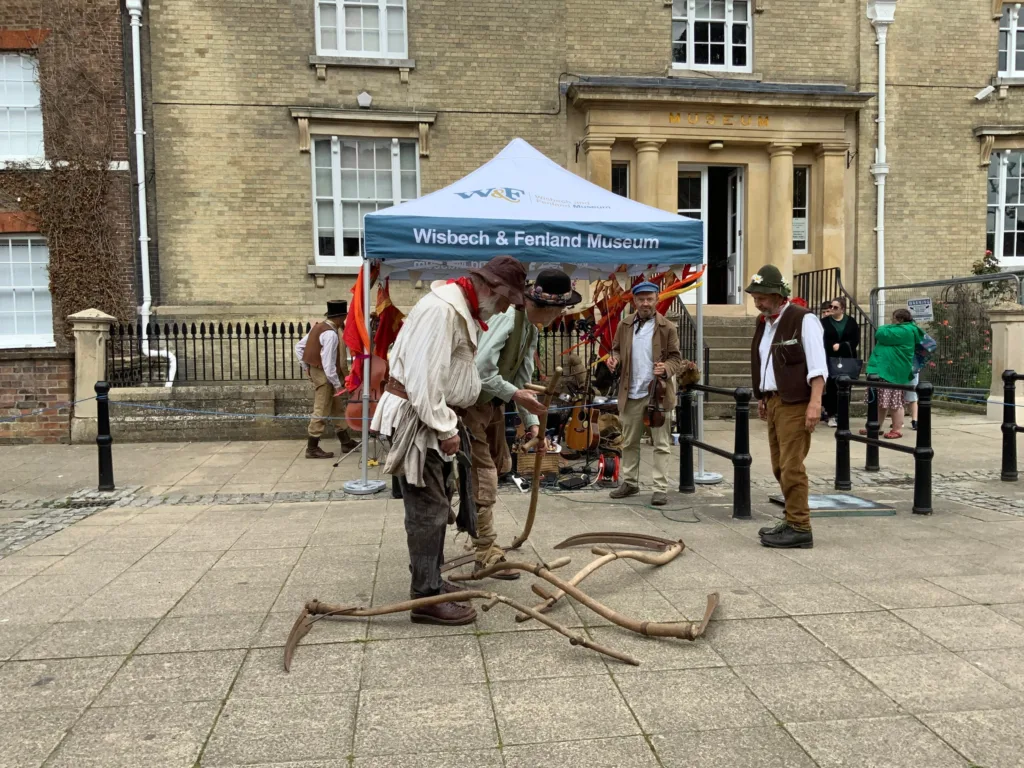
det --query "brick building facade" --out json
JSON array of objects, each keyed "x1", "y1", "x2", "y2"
[
  {"x1": 136, "y1": 0, "x2": 1024, "y2": 322},
  {"x1": 0, "y1": 1, "x2": 137, "y2": 443}
]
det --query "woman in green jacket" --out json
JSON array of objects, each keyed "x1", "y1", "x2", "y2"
[{"x1": 861, "y1": 308, "x2": 924, "y2": 439}]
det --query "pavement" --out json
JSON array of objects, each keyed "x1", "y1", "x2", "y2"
[{"x1": 0, "y1": 413, "x2": 1023, "y2": 767}]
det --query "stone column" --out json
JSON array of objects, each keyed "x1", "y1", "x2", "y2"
[
  {"x1": 987, "y1": 304, "x2": 1024, "y2": 421},
  {"x1": 817, "y1": 143, "x2": 848, "y2": 274},
  {"x1": 634, "y1": 138, "x2": 665, "y2": 206},
  {"x1": 69, "y1": 308, "x2": 116, "y2": 443},
  {"x1": 767, "y1": 143, "x2": 799, "y2": 284},
  {"x1": 583, "y1": 137, "x2": 615, "y2": 191}
]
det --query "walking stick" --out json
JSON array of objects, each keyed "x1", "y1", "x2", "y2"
[{"x1": 509, "y1": 366, "x2": 562, "y2": 550}]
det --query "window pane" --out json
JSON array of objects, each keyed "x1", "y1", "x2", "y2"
[
  {"x1": 696, "y1": 0, "x2": 711, "y2": 18},
  {"x1": 696, "y1": 21, "x2": 710, "y2": 43},
  {"x1": 387, "y1": 7, "x2": 405, "y2": 53},
  {"x1": 399, "y1": 142, "x2": 416, "y2": 171},
  {"x1": 341, "y1": 169, "x2": 357, "y2": 197},
  {"x1": 340, "y1": 139, "x2": 357, "y2": 168},
  {"x1": 1005, "y1": 232, "x2": 1015, "y2": 256},
  {"x1": 322, "y1": 27, "x2": 338, "y2": 49},
  {"x1": 710, "y1": 0, "x2": 726, "y2": 19},
  {"x1": 710, "y1": 23, "x2": 725, "y2": 42},
  {"x1": 31, "y1": 262, "x2": 47, "y2": 285},
  {"x1": 375, "y1": 141, "x2": 391, "y2": 170},
  {"x1": 672, "y1": 0, "x2": 685, "y2": 16},
  {"x1": 989, "y1": 177, "x2": 1001, "y2": 205},
  {"x1": 0, "y1": 289, "x2": 11, "y2": 309},
  {"x1": 318, "y1": 234, "x2": 336, "y2": 256},
  {"x1": 12, "y1": 263, "x2": 31, "y2": 286},
  {"x1": 376, "y1": 169, "x2": 392, "y2": 199},
  {"x1": 1008, "y1": 179, "x2": 1020, "y2": 205},
  {"x1": 732, "y1": 24, "x2": 746, "y2": 44},
  {"x1": 314, "y1": 139, "x2": 331, "y2": 167},
  {"x1": 999, "y1": 30, "x2": 1010, "y2": 72},
  {"x1": 400, "y1": 170, "x2": 417, "y2": 200},
  {"x1": 358, "y1": 169, "x2": 374, "y2": 197},
  {"x1": 732, "y1": 45, "x2": 746, "y2": 67},
  {"x1": 320, "y1": 3, "x2": 337, "y2": 27},
  {"x1": 611, "y1": 163, "x2": 629, "y2": 198},
  {"x1": 678, "y1": 173, "x2": 701, "y2": 210},
  {"x1": 987, "y1": 231, "x2": 996, "y2": 254},
  {"x1": 710, "y1": 42, "x2": 725, "y2": 64},
  {"x1": 673, "y1": 42, "x2": 688, "y2": 64},
  {"x1": 316, "y1": 168, "x2": 332, "y2": 196},
  {"x1": 734, "y1": 0, "x2": 748, "y2": 22},
  {"x1": 345, "y1": 29, "x2": 361, "y2": 50},
  {"x1": 342, "y1": 203, "x2": 359, "y2": 230},
  {"x1": 358, "y1": 141, "x2": 375, "y2": 169},
  {"x1": 793, "y1": 168, "x2": 808, "y2": 208}
]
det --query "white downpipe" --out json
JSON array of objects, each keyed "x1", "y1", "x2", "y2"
[
  {"x1": 869, "y1": 2, "x2": 895, "y2": 325},
  {"x1": 127, "y1": 0, "x2": 175, "y2": 387}
]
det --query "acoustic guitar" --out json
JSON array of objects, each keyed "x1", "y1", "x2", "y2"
[{"x1": 564, "y1": 400, "x2": 600, "y2": 452}]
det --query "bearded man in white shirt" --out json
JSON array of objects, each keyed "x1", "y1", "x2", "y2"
[
  {"x1": 372, "y1": 256, "x2": 527, "y2": 626},
  {"x1": 295, "y1": 300, "x2": 359, "y2": 459},
  {"x1": 747, "y1": 265, "x2": 828, "y2": 550}
]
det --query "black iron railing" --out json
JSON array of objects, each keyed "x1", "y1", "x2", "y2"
[
  {"x1": 107, "y1": 321, "x2": 316, "y2": 387},
  {"x1": 1002, "y1": 370, "x2": 1024, "y2": 482},
  {"x1": 673, "y1": 298, "x2": 710, "y2": 384},
  {"x1": 794, "y1": 268, "x2": 875, "y2": 361}
]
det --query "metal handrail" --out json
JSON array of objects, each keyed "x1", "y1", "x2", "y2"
[
  {"x1": 794, "y1": 267, "x2": 875, "y2": 360},
  {"x1": 869, "y1": 272, "x2": 1024, "y2": 327}
]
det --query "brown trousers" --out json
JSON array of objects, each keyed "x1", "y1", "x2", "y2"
[
  {"x1": 766, "y1": 396, "x2": 812, "y2": 531},
  {"x1": 307, "y1": 367, "x2": 357, "y2": 445},
  {"x1": 463, "y1": 401, "x2": 512, "y2": 565}
]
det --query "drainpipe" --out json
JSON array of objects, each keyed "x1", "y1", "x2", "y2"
[
  {"x1": 868, "y1": 0, "x2": 896, "y2": 325},
  {"x1": 126, "y1": 0, "x2": 175, "y2": 386}
]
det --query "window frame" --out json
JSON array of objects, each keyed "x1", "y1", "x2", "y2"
[
  {"x1": 0, "y1": 235, "x2": 54, "y2": 349},
  {"x1": 315, "y1": 0, "x2": 409, "y2": 60},
  {"x1": 793, "y1": 166, "x2": 810, "y2": 254},
  {"x1": 999, "y1": 3, "x2": 1023, "y2": 77},
  {"x1": 310, "y1": 135, "x2": 420, "y2": 269},
  {"x1": 988, "y1": 149, "x2": 1024, "y2": 268},
  {"x1": 671, "y1": 0, "x2": 753, "y2": 74},
  {"x1": 0, "y1": 53, "x2": 44, "y2": 163}
]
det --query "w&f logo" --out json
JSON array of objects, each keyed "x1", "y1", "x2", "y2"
[{"x1": 455, "y1": 187, "x2": 525, "y2": 203}]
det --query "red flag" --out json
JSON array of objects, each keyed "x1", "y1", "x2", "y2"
[
  {"x1": 372, "y1": 278, "x2": 404, "y2": 360},
  {"x1": 343, "y1": 264, "x2": 379, "y2": 392}
]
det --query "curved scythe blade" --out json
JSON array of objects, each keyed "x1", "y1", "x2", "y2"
[
  {"x1": 553, "y1": 531, "x2": 680, "y2": 552},
  {"x1": 283, "y1": 609, "x2": 314, "y2": 672}
]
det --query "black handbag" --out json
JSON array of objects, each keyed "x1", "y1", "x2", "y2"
[{"x1": 827, "y1": 357, "x2": 862, "y2": 379}]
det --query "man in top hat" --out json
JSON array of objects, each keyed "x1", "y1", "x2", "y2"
[
  {"x1": 372, "y1": 255, "x2": 527, "y2": 625},
  {"x1": 295, "y1": 300, "x2": 359, "y2": 459},
  {"x1": 465, "y1": 268, "x2": 580, "y2": 579},
  {"x1": 746, "y1": 265, "x2": 828, "y2": 549},
  {"x1": 606, "y1": 281, "x2": 699, "y2": 506}
]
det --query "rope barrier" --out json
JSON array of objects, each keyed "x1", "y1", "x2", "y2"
[{"x1": 0, "y1": 396, "x2": 97, "y2": 424}]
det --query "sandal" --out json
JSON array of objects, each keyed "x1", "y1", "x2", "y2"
[{"x1": 882, "y1": 430, "x2": 903, "y2": 439}]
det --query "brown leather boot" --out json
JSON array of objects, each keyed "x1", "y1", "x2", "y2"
[
  {"x1": 305, "y1": 437, "x2": 334, "y2": 459},
  {"x1": 411, "y1": 601, "x2": 477, "y2": 625},
  {"x1": 336, "y1": 431, "x2": 359, "y2": 453}
]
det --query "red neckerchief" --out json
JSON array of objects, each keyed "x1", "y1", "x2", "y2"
[
  {"x1": 447, "y1": 277, "x2": 488, "y2": 331},
  {"x1": 759, "y1": 301, "x2": 789, "y2": 324}
]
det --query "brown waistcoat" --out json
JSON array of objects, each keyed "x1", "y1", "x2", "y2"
[
  {"x1": 751, "y1": 305, "x2": 812, "y2": 403},
  {"x1": 303, "y1": 321, "x2": 346, "y2": 374}
]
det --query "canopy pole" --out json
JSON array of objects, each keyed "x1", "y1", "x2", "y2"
[
  {"x1": 345, "y1": 256, "x2": 386, "y2": 496},
  {"x1": 693, "y1": 279, "x2": 722, "y2": 486}
]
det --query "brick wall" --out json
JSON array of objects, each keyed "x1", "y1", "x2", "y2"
[{"x1": 0, "y1": 352, "x2": 73, "y2": 444}]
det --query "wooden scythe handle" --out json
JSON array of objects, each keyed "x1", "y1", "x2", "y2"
[{"x1": 509, "y1": 366, "x2": 562, "y2": 551}]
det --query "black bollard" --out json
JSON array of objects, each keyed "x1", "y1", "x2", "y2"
[
  {"x1": 1001, "y1": 370, "x2": 1019, "y2": 482},
  {"x1": 834, "y1": 375, "x2": 852, "y2": 491},
  {"x1": 678, "y1": 388, "x2": 695, "y2": 494},
  {"x1": 865, "y1": 374, "x2": 881, "y2": 472},
  {"x1": 732, "y1": 388, "x2": 752, "y2": 519},
  {"x1": 95, "y1": 381, "x2": 115, "y2": 492},
  {"x1": 912, "y1": 381, "x2": 934, "y2": 514}
]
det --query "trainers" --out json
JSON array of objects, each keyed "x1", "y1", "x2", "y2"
[
  {"x1": 760, "y1": 526, "x2": 813, "y2": 549},
  {"x1": 650, "y1": 491, "x2": 668, "y2": 507},
  {"x1": 609, "y1": 483, "x2": 639, "y2": 499},
  {"x1": 758, "y1": 520, "x2": 788, "y2": 537},
  {"x1": 911, "y1": 420, "x2": 918, "y2": 431},
  {"x1": 827, "y1": 417, "x2": 837, "y2": 428}
]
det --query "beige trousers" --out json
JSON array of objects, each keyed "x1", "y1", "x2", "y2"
[
  {"x1": 620, "y1": 395, "x2": 672, "y2": 491},
  {"x1": 463, "y1": 401, "x2": 512, "y2": 566},
  {"x1": 307, "y1": 367, "x2": 346, "y2": 439}
]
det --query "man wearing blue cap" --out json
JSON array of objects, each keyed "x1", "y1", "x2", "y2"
[{"x1": 607, "y1": 281, "x2": 699, "y2": 506}]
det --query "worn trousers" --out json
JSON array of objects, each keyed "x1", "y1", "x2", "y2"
[
  {"x1": 307, "y1": 367, "x2": 347, "y2": 440},
  {"x1": 766, "y1": 396, "x2": 812, "y2": 531},
  {"x1": 620, "y1": 395, "x2": 672, "y2": 491},
  {"x1": 463, "y1": 401, "x2": 512, "y2": 566},
  {"x1": 398, "y1": 449, "x2": 452, "y2": 598}
]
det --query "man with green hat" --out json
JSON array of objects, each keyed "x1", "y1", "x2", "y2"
[{"x1": 746, "y1": 265, "x2": 828, "y2": 549}]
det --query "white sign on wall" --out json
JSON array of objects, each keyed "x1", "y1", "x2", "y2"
[
  {"x1": 907, "y1": 297, "x2": 934, "y2": 322},
  {"x1": 792, "y1": 218, "x2": 808, "y2": 242}
]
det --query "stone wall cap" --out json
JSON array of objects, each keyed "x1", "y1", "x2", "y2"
[{"x1": 68, "y1": 309, "x2": 117, "y2": 322}]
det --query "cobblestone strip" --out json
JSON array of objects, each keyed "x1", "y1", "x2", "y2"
[{"x1": 0, "y1": 505, "x2": 109, "y2": 558}]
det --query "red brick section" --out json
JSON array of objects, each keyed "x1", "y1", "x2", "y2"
[
  {"x1": 0, "y1": 355, "x2": 73, "y2": 444},
  {"x1": 0, "y1": 28, "x2": 49, "y2": 49},
  {"x1": 0, "y1": 211, "x2": 40, "y2": 233}
]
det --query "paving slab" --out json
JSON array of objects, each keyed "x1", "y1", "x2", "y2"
[
  {"x1": 650, "y1": 726, "x2": 816, "y2": 768},
  {"x1": 893, "y1": 604, "x2": 1024, "y2": 651},
  {"x1": 706, "y1": 617, "x2": 839, "y2": 666},
  {"x1": 586, "y1": 626, "x2": 725, "y2": 672},
  {"x1": 961, "y1": 647, "x2": 1024, "y2": 693},
  {"x1": 662, "y1": 585, "x2": 786, "y2": 621},
  {"x1": 993, "y1": 602, "x2": 1024, "y2": 625},
  {"x1": 233, "y1": 644, "x2": 361, "y2": 698},
  {"x1": 361, "y1": 634, "x2": 484, "y2": 689},
  {"x1": 354, "y1": 751, "x2": 503, "y2": 768},
  {"x1": 0, "y1": 655, "x2": 123, "y2": 713},
  {"x1": 616, "y1": 667, "x2": 775, "y2": 734},
  {"x1": 754, "y1": 582, "x2": 881, "y2": 616},
  {"x1": 930, "y1": 572, "x2": 1024, "y2": 604},
  {"x1": 920, "y1": 707, "x2": 1024, "y2": 768},
  {"x1": 354, "y1": 682, "x2": 496, "y2": 755},
  {"x1": 46, "y1": 700, "x2": 220, "y2": 768},
  {"x1": 0, "y1": 707, "x2": 80, "y2": 768},
  {"x1": 794, "y1": 611, "x2": 944, "y2": 659},
  {"x1": 136, "y1": 612, "x2": 266, "y2": 654},
  {"x1": 0, "y1": 621, "x2": 46, "y2": 661},
  {"x1": 841, "y1": 578, "x2": 975, "y2": 609},
  {"x1": 491, "y1": 674, "x2": 640, "y2": 746},
  {"x1": 93, "y1": 649, "x2": 245, "y2": 707},
  {"x1": 15, "y1": 618, "x2": 158, "y2": 660},
  {"x1": 850, "y1": 652, "x2": 1022, "y2": 713},
  {"x1": 787, "y1": 715, "x2": 968, "y2": 768},
  {"x1": 504, "y1": 735, "x2": 659, "y2": 767},
  {"x1": 733, "y1": 660, "x2": 901, "y2": 722},
  {"x1": 204, "y1": 693, "x2": 358, "y2": 765}
]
